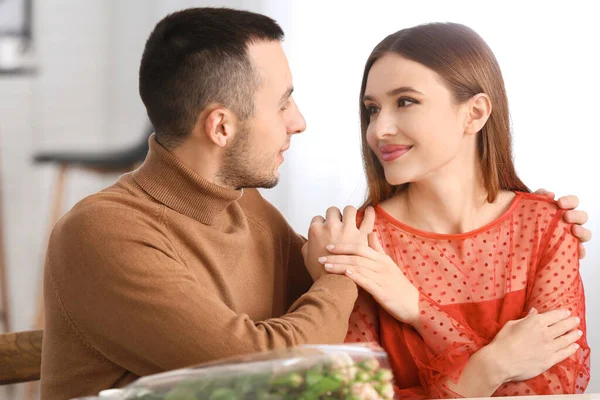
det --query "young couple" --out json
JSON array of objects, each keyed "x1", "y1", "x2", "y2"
[{"x1": 41, "y1": 8, "x2": 590, "y2": 399}]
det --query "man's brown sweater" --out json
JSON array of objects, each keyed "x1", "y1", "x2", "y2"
[{"x1": 40, "y1": 136, "x2": 358, "y2": 400}]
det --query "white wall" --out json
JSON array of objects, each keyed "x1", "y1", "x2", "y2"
[{"x1": 262, "y1": 0, "x2": 600, "y2": 392}]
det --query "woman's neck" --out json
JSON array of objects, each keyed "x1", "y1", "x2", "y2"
[{"x1": 381, "y1": 159, "x2": 514, "y2": 235}]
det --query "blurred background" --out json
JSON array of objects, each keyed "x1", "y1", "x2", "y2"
[{"x1": 0, "y1": 0, "x2": 598, "y2": 398}]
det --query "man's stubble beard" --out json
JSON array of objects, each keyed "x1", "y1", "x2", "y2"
[{"x1": 216, "y1": 125, "x2": 279, "y2": 190}]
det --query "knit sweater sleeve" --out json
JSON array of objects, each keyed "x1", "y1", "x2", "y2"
[{"x1": 45, "y1": 201, "x2": 357, "y2": 376}]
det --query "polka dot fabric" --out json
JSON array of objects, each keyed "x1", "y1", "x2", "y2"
[{"x1": 345, "y1": 192, "x2": 590, "y2": 398}]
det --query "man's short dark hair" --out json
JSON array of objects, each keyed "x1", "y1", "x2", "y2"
[{"x1": 139, "y1": 7, "x2": 284, "y2": 149}]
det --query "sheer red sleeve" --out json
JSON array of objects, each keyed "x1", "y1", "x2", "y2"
[
  {"x1": 494, "y1": 212, "x2": 590, "y2": 396},
  {"x1": 345, "y1": 289, "x2": 380, "y2": 343}
]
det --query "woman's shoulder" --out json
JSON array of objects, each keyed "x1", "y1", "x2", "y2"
[
  {"x1": 512, "y1": 191, "x2": 563, "y2": 220},
  {"x1": 512, "y1": 191, "x2": 572, "y2": 242},
  {"x1": 515, "y1": 191, "x2": 560, "y2": 207}
]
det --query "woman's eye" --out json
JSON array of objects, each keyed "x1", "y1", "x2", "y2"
[
  {"x1": 366, "y1": 106, "x2": 380, "y2": 116},
  {"x1": 397, "y1": 98, "x2": 416, "y2": 107}
]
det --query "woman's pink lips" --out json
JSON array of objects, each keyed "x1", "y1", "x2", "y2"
[{"x1": 380, "y1": 145, "x2": 412, "y2": 162}]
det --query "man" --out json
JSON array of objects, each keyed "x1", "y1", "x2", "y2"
[{"x1": 40, "y1": 7, "x2": 591, "y2": 400}]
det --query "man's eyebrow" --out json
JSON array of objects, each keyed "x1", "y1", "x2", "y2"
[{"x1": 280, "y1": 87, "x2": 294, "y2": 103}]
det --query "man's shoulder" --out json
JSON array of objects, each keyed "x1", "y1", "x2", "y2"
[
  {"x1": 46, "y1": 184, "x2": 174, "y2": 284},
  {"x1": 238, "y1": 188, "x2": 289, "y2": 230},
  {"x1": 54, "y1": 185, "x2": 164, "y2": 242}
]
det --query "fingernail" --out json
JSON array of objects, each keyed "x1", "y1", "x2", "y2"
[
  {"x1": 324, "y1": 263, "x2": 333, "y2": 269},
  {"x1": 565, "y1": 310, "x2": 571, "y2": 317},
  {"x1": 574, "y1": 343, "x2": 580, "y2": 349},
  {"x1": 318, "y1": 257, "x2": 327, "y2": 263},
  {"x1": 326, "y1": 244, "x2": 335, "y2": 251},
  {"x1": 578, "y1": 330, "x2": 583, "y2": 337},
  {"x1": 345, "y1": 269, "x2": 353, "y2": 275},
  {"x1": 575, "y1": 317, "x2": 581, "y2": 324}
]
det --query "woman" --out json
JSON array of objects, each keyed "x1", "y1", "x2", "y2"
[{"x1": 310, "y1": 23, "x2": 590, "y2": 397}]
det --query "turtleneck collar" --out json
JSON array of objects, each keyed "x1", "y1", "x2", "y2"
[{"x1": 132, "y1": 134, "x2": 243, "y2": 225}]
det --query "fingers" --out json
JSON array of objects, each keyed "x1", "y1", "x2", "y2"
[
  {"x1": 528, "y1": 307, "x2": 538, "y2": 315},
  {"x1": 344, "y1": 268, "x2": 382, "y2": 297},
  {"x1": 368, "y1": 232, "x2": 385, "y2": 253},
  {"x1": 318, "y1": 256, "x2": 380, "y2": 282},
  {"x1": 539, "y1": 309, "x2": 572, "y2": 326},
  {"x1": 534, "y1": 188, "x2": 555, "y2": 199},
  {"x1": 320, "y1": 262, "x2": 347, "y2": 274},
  {"x1": 310, "y1": 215, "x2": 325, "y2": 226},
  {"x1": 553, "y1": 328, "x2": 584, "y2": 352},
  {"x1": 359, "y1": 206, "x2": 376, "y2": 235},
  {"x1": 342, "y1": 206, "x2": 358, "y2": 227},
  {"x1": 325, "y1": 207, "x2": 343, "y2": 224},
  {"x1": 572, "y1": 224, "x2": 592, "y2": 243},
  {"x1": 318, "y1": 255, "x2": 378, "y2": 272},
  {"x1": 579, "y1": 243, "x2": 587, "y2": 260},
  {"x1": 326, "y1": 243, "x2": 381, "y2": 260},
  {"x1": 519, "y1": 307, "x2": 538, "y2": 320},
  {"x1": 344, "y1": 265, "x2": 379, "y2": 281},
  {"x1": 564, "y1": 210, "x2": 588, "y2": 225},
  {"x1": 550, "y1": 342, "x2": 581, "y2": 367},
  {"x1": 557, "y1": 195, "x2": 579, "y2": 210},
  {"x1": 549, "y1": 316, "x2": 581, "y2": 339}
]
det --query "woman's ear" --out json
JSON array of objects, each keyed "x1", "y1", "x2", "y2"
[{"x1": 465, "y1": 93, "x2": 492, "y2": 134}]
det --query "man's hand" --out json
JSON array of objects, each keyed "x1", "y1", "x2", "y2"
[
  {"x1": 534, "y1": 189, "x2": 592, "y2": 259},
  {"x1": 304, "y1": 206, "x2": 375, "y2": 281}
]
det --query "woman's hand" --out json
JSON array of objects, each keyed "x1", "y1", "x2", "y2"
[
  {"x1": 319, "y1": 233, "x2": 420, "y2": 327},
  {"x1": 486, "y1": 307, "x2": 582, "y2": 383}
]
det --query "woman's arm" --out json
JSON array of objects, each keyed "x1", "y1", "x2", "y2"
[
  {"x1": 410, "y1": 212, "x2": 589, "y2": 398},
  {"x1": 322, "y1": 211, "x2": 588, "y2": 398},
  {"x1": 490, "y1": 212, "x2": 590, "y2": 396}
]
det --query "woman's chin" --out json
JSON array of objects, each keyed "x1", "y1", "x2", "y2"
[{"x1": 384, "y1": 172, "x2": 412, "y2": 187}]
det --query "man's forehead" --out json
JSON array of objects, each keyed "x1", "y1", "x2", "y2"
[
  {"x1": 247, "y1": 40, "x2": 292, "y2": 83},
  {"x1": 247, "y1": 39, "x2": 285, "y2": 60}
]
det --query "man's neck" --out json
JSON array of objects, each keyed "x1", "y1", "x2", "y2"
[{"x1": 169, "y1": 138, "x2": 232, "y2": 189}]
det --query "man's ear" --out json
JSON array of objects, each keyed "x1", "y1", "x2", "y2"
[
  {"x1": 465, "y1": 93, "x2": 492, "y2": 135},
  {"x1": 203, "y1": 105, "x2": 237, "y2": 148}
]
